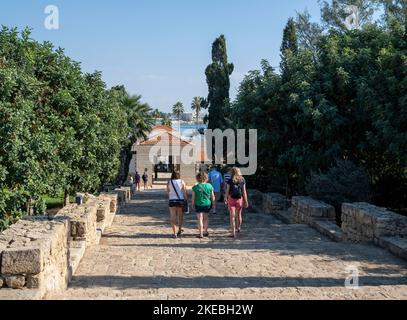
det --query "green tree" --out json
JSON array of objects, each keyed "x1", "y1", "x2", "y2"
[
  {"x1": 172, "y1": 101, "x2": 184, "y2": 132},
  {"x1": 0, "y1": 27, "x2": 152, "y2": 229},
  {"x1": 161, "y1": 114, "x2": 172, "y2": 127},
  {"x1": 191, "y1": 96, "x2": 203, "y2": 130},
  {"x1": 152, "y1": 108, "x2": 161, "y2": 124},
  {"x1": 205, "y1": 35, "x2": 234, "y2": 130},
  {"x1": 114, "y1": 89, "x2": 154, "y2": 185},
  {"x1": 319, "y1": 0, "x2": 380, "y2": 31}
]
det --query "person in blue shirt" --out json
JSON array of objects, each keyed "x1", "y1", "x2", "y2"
[{"x1": 208, "y1": 165, "x2": 223, "y2": 214}]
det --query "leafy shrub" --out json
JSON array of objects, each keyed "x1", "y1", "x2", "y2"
[
  {"x1": 33, "y1": 197, "x2": 47, "y2": 216},
  {"x1": 306, "y1": 160, "x2": 372, "y2": 222}
]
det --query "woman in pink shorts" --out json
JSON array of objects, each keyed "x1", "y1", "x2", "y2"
[{"x1": 224, "y1": 167, "x2": 249, "y2": 238}]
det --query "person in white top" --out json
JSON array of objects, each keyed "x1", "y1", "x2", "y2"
[{"x1": 166, "y1": 171, "x2": 188, "y2": 238}]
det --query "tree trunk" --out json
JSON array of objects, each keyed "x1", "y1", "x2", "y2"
[
  {"x1": 26, "y1": 197, "x2": 33, "y2": 216},
  {"x1": 116, "y1": 144, "x2": 133, "y2": 186},
  {"x1": 64, "y1": 189, "x2": 69, "y2": 207}
]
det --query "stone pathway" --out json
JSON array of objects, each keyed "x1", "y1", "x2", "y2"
[{"x1": 51, "y1": 189, "x2": 407, "y2": 300}]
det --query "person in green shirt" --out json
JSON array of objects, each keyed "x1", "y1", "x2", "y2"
[{"x1": 192, "y1": 172, "x2": 215, "y2": 239}]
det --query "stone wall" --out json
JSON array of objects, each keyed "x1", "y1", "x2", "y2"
[
  {"x1": 247, "y1": 190, "x2": 290, "y2": 214},
  {"x1": 342, "y1": 203, "x2": 407, "y2": 243},
  {"x1": 292, "y1": 197, "x2": 336, "y2": 224},
  {"x1": 0, "y1": 217, "x2": 69, "y2": 298},
  {"x1": 262, "y1": 193, "x2": 289, "y2": 214},
  {"x1": 247, "y1": 190, "x2": 264, "y2": 213},
  {"x1": 0, "y1": 188, "x2": 127, "y2": 300}
]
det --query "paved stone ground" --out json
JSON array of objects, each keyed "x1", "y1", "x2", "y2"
[{"x1": 50, "y1": 189, "x2": 407, "y2": 300}]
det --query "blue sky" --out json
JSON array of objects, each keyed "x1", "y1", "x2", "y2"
[{"x1": 0, "y1": 0, "x2": 321, "y2": 112}]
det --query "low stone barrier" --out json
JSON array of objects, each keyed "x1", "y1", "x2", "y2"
[
  {"x1": 342, "y1": 203, "x2": 407, "y2": 243},
  {"x1": 263, "y1": 193, "x2": 289, "y2": 214},
  {"x1": 0, "y1": 190, "x2": 124, "y2": 299},
  {"x1": 292, "y1": 197, "x2": 336, "y2": 224},
  {"x1": 247, "y1": 190, "x2": 289, "y2": 214},
  {"x1": 0, "y1": 216, "x2": 69, "y2": 299},
  {"x1": 247, "y1": 190, "x2": 264, "y2": 212}
]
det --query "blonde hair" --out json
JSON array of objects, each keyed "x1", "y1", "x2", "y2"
[
  {"x1": 231, "y1": 167, "x2": 244, "y2": 184},
  {"x1": 196, "y1": 172, "x2": 208, "y2": 183}
]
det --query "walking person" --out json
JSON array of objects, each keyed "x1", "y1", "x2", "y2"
[
  {"x1": 208, "y1": 166, "x2": 223, "y2": 214},
  {"x1": 192, "y1": 172, "x2": 215, "y2": 239},
  {"x1": 222, "y1": 168, "x2": 232, "y2": 214},
  {"x1": 224, "y1": 167, "x2": 249, "y2": 238},
  {"x1": 135, "y1": 171, "x2": 141, "y2": 192},
  {"x1": 126, "y1": 174, "x2": 135, "y2": 197},
  {"x1": 166, "y1": 171, "x2": 188, "y2": 238},
  {"x1": 142, "y1": 169, "x2": 149, "y2": 191}
]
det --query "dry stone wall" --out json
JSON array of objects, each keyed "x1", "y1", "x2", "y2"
[
  {"x1": 248, "y1": 189, "x2": 406, "y2": 260},
  {"x1": 0, "y1": 187, "x2": 130, "y2": 300},
  {"x1": 292, "y1": 197, "x2": 336, "y2": 224},
  {"x1": 342, "y1": 203, "x2": 407, "y2": 243},
  {"x1": 262, "y1": 193, "x2": 289, "y2": 214},
  {"x1": 247, "y1": 190, "x2": 289, "y2": 214}
]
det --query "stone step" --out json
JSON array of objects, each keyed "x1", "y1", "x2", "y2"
[
  {"x1": 379, "y1": 236, "x2": 407, "y2": 260},
  {"x1": 0, "y1": 288, "x2": 42, "y2": 300},
  {"x1": 68, "y1": 241, "x2": 86, "y2": 279},
  {"x1": 311, "y1": 219, "x2": 343, "y2": 242}
]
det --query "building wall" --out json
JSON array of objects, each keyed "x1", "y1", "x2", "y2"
[
  {"x1": 180, "y1": 163, "x2": 197, "y2": 186},
  {"x1": 133, "y1": 145, "x2": 197, "y2": 187}
]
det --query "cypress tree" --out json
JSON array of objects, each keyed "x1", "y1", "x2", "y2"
[{"x1": 205, "y1": 35, "x2": 234, "y2": 130}]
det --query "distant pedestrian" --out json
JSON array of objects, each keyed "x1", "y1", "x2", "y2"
[
  {"x1": 192, "y1": 172, "x2": 215, "y2": 239},
  {"x1": 208, "y1": 166, "x2": 223, "y2": 214},
  {"x1": 135, "y1": 171, "x2": 141, "y2": 192},
  {"x1": 225, "y1": 167, "x2": 248, "y2": 238},
  {"x1": 166, "y1": 171, "x2": 188, "y2": 238},
  {"x1": 126, "y1": 175, "x2": 135, "y2": 196},
  {"x1": 142, "y1": 169, "x2": 149, "y2": 190}
]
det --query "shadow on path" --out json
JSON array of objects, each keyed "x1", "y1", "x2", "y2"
[{"x1": 69, "y1": 275, "x2": 407, "y2": 290}]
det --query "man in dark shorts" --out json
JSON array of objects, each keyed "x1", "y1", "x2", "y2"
[{"x1": 135, "y1": 171, "x2": 141, "y2": 192}]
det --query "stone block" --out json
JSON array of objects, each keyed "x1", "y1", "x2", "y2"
[
  {"x1": 26, "y1": 274, "x2": 42, "y2": 289},
  {"x1": 4, "y1": 275, "x2": 26, "y2": 289},
  {"x1": 96, "y1": 206, "x2": 107, "y2": 222},
  {"x1": 1, "y1": 247, "x2": 43, "y2": 275}
]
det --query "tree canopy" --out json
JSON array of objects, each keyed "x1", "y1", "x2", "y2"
[
  {"x1": 228, "y1": 1, "x2": 406, "y2": 211},
  {"x1": 0, "y1": 27, "x2": 152, "y2": 230}
]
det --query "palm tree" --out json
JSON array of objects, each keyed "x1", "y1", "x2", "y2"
[
  {"x1": 125, "y1": 95, "x2": 154, "y2": 141},
  {"x1": 172, "y1": 101, "x2": 184, "y2": 133},
  {"x1": 152, "y1": 108, "x2": 161, "y2": 125},
  {"x1": 161, "y1": 114, "x2": 172, "y2": 127},
  {"x1": 117, "y1": 94, "x2": 154, "y2": 185},
  {"x1": 191, "y1": 96, "x2": 203, "y2": 131}
]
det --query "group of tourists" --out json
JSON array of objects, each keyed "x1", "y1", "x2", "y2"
[
  {"x1": 127, "y1": 170, "x2": 149, "y2": 192},
  {"x1": 166, "y1": 166, "x2": 249, "y2": 239}
]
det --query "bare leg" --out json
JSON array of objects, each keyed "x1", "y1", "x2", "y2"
[
  {"x1": 177, "y1": 208, "x2": 183, "y2": 235},
  {"x1": 236, "y1": 208, "x2": 243, "y2": 232},
  {"x1": 203, "y1": 213, "x2": 209, "y2": 234},
  {"x1": 169, "y1": 207, "x2": 177, "y2": 237},
  {"x1": 229, "y1": 208, "x2": 236, "y2": 238},
  {"x1": 197, "y1": 213, "x2": 204, "y2": 237}
]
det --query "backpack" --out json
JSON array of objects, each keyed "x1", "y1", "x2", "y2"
[
  {"x1": 142, "y1": 173, "x2": 148, "y2": 182},
  {"x1": 230, "y1": 181, "x2": 243, "y2": 199}
]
